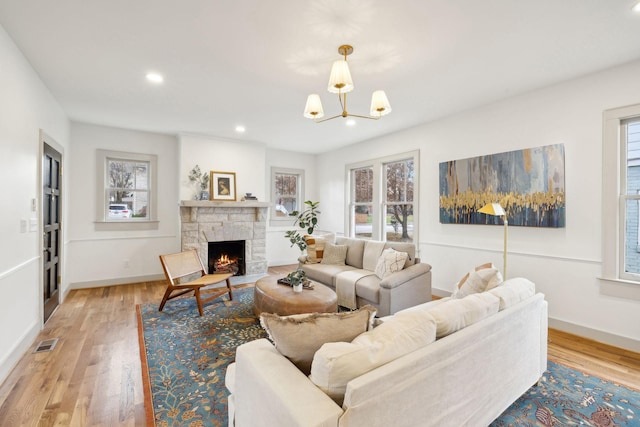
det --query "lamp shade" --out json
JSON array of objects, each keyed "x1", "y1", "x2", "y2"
[
  {"x1": 370, "y1": 90, "x2": 392, "y2": 117},
  {"x1": 304, "y1": 94, "x2": 324, "y2": 119},
  {"x1": 327, "y1": 60, "x2": 354, "y2": 94},
  {"x1": 478, "y1": 203, "x2": 506, "y2": 216}
]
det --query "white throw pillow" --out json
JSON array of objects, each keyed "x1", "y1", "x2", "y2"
[
  {"x1": 310, "y1": 310, "x2": 437, "y2": 404},
  {"x1": 451, "y1": 262, "x2": 503, "y2": 299},
  {"x1": 374, "y1": 248, "x2": 409, "y2": 279}
]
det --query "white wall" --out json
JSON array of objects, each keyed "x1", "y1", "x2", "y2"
[
  {"x1": 179, "y1": 134, "x2": 267, "y2": 201},
  {"x1": 67, "y1": 122, "x2": 180, "y2": 287},
  {"x1": 265, "y1": 149, "x2": 317, "y2": 265},
  {"x1": 0, "y1": 25, "x2": 70, "y2": 381},
  {"x1": 179, "y1": 136, "x2": 317, "y2": 266},
  {"x1": 316, "y1": 59, "x2": 640, "y2": 350}
]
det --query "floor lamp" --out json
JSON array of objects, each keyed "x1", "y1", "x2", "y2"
[{"x1": 478, "y1": 203, "x2": 508, "y2": 279}]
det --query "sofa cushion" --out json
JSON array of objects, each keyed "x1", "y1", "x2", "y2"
[
  {"x1": 452, "y1": 263, "x2": 503, "y2": 299},
  {"x1": 310, "y1": 310, "x2": 437, "y2": 404},
  {"x1": 362, "y1": 240, "x2": 386, "y2": 271},
  {"x1": 321, "y1": 242, "x2": 348, "y2": 265},
  {"x1": 301, "y1": 263, "x2": 355, "y2": 287},
  {"x1": 354, "y1": 274, "x2": 381, "y2": 304},
  {"x1": 374, "y1": 248, "x2": 409, "y2": 279},
  {"x1": 488, "y1": 277, "x2": 535, "y2": 309},
  {"x1": 336, "y1": 237, "x2": 365, "y2": 269},
  {"x1": 305, "y1": 235, "x2": 330, "y2": 263},
  {"x1": 427, "y1": 292, "x2": 500, "y2": 338},
  {"x1": 260, "y1": 305, "x2": 376, "y2": 375}
]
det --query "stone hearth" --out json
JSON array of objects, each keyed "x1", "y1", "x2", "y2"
[{"x1": 180, "y1": 200, "x2": 270, "y2": 276}]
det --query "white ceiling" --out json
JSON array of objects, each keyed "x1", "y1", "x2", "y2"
[{"x1": 1, "y1": 0, "x2": 640, "y2": 154}]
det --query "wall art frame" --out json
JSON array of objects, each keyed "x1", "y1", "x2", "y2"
[
  {"x1": 439, "y1": 144, "x2": 565, "y2": 227},
  {"x1": 210, "y1": 171, "x2": 237, "y2": 201}
]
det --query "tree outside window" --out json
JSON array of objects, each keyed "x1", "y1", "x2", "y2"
[
  {"x1": 271, "y1": 167, "x2": 304, "y2": 224},
  {"x1": 107, "y1": 158, "x2": 149, "y2": 219},
  {"x1": 385, "y1": 159, "x2": 414, "y2": 242},
  {"x1": 348, "y1": 151, "x2": 418, "y2": 242}
]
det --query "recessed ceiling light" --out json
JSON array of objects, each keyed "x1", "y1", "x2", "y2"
[
  {"x1": 235, "y1": 125, "x2": 246, "y2": 133},
  {"x1": 346, "y1": 119, "x2": 356, "y2": 126},
  {"x1": 146, "y1": 73, "x2": 164, "y2": 83},
  {"x1": 634, "y1": 1, "x2": 640, "y2": 12}
]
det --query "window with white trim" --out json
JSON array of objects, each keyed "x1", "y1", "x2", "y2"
[
  {"x1": 603, "y1": 105, "x2": 640, "y2": 283},
  {"x1": 271, "y1": 167, "x2": 304, "y2": 225},
  {"x1": 96, "y1": 149, "x2": 158, "y2": 230},
  {"x1": 347, "y1": 151, "x2": 418, "y2": 242}
]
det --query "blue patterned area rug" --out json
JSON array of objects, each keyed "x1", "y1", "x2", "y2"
[{"x1": 137, "y1": 288, "x2": 640, "y2": 427}]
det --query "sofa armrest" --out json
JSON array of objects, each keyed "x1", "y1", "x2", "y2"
[
  {"x1": 234, "y1": 338, "x2": 343, "y2": 427},
  {"x1": 380, "y1": 263, "x2": 432, "y2": 289}
]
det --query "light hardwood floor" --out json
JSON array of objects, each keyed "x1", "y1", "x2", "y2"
[{"x1": 0, "y1": 265, "x2": 638, "y2": 426}]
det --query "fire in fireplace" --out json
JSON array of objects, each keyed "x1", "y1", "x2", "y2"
[{"x1": 208, "y1": 240, "x2": 245, "y2": 276}]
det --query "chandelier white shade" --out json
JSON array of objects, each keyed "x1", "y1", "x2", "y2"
[
  {"x1": 304, "y1": 94, "x2": 325, "y2": 119},
  {"x1": 304, "y1": 44, "x2": 391, "y2": 123},
  {"x1": 370, "y1": 90, "x2": 392, "y2": 117},
  {"x1": 328, "y1": 60, "x2": 354, "y2": 93}
]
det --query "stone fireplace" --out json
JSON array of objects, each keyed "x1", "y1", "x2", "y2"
[{"x1": 180, "y1": 200, "x2": 270, "y2": 278}]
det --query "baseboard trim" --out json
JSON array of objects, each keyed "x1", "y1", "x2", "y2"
[
  {"x1": 0, "y1": 321, "x2": 40, "y2": 386},
  {"x1": 70, "y1": 274, "x2": 165, "y2": 289},
  {"x1": 548, "y1": 318, "x2": 640, "y2": 353}
]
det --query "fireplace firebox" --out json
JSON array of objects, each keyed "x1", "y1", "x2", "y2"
[{"x1": 208, "y1": 240, "x2": 246, "y2": 276}]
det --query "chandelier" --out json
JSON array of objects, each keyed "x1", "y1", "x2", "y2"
[{"x1": 303, "y1": 44, "x2": 392, "y2": 123}]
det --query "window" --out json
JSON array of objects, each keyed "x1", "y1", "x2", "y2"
[
  {"x1": 603, "y1": 104, "x2": 640, "y2": 283},
  {"x1": 347, "y1": 151, "x2": 419, "y2": 242},
  {"x1": 96, "y1": 149, "x2": 158, "y2": 230},
  {"x1": 271, "y1": 167, "x2": 304, "y2": 225},
  {"x1": 384, "y1": 158, "x2": 415, "y2": 242}
]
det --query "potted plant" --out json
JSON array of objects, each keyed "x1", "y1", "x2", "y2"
[
  {"x1": 284, "y1": 200, "x2": 320, "y2": 251},
  {"x1": 188, "y1": 165, "x2": 210, "y2": 200},
  {"x1": 285, "y1": 268, "x2": 308, "y2": 293}
]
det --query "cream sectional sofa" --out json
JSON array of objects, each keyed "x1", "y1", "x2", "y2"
[
  {"x1": 298, "y1": 236, "x2": 432, "y2": 317},
  {"x1": 226, "y1": 278, "x2": 548, "y2": 427}
]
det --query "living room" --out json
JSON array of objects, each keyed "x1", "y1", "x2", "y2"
[{"x1": 1, "y1": 0, "x2": 640, "y2": 419}]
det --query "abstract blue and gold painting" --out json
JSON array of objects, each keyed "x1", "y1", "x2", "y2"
[{"x1": 439, "y1": 144, "x2": 565, "y2": 227}]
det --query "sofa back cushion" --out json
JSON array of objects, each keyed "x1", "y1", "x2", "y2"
[
  {"x1": 310, "y1": 310, "x2": 437, "y2": 404},
  {"x1": 488, "y1": 277, "x2": 535, "y2": 310},
  {"x1": 336, "y1": 237, "x2": 366, "y2": 268},
  {"x1": 260, "y1": 305, "x2": 376, "y2": 375},
  {"x1": 426, "y1": 292, "x2": 500, "y2": 338}
]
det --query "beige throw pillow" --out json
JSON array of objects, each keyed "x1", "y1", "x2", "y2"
[
  {"x1": 320, "y1": 242, "x2": 348, "y2": 265},
  {"x1": 305, "y1": 235, "x2": 327, "y2": 263},
  {"x1": 310, "y1": 310, "x2": 437, "y2": 404},
  {"x1": 259, "y1": 305, "x2": 376, "y2": 375},
  {"x1": 374, "y1": 248, "x2": 409, "y2": 279},
  {"x1": 452, "y1": 262, "x2": 503, "y2": 299}
]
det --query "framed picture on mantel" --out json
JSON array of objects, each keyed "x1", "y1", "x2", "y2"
[{"x1": 210, "y1": 171, "x2": 236, "y2": 201}]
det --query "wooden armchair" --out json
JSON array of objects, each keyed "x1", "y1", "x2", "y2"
[{"x1": 159, "y1": 249, "x2": 234, "y2": 316}]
